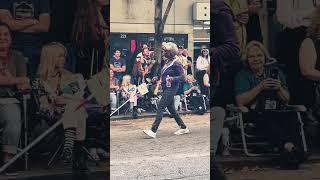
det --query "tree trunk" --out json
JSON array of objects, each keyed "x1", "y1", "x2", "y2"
[{"x1": 154, "y1": 0, "x2": 174, "y2": 76}]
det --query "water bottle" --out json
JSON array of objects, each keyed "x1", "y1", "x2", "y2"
[{"x1": 166, "y1": 75, "x2": 171, "y2": 87}]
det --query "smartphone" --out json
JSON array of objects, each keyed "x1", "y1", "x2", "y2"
[{"x1": 270, "y1": 68, "x2": 279, "y2": 79}]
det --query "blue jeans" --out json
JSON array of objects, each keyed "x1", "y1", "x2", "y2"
[
  {"x1": 12, "y1": 43, "x2": 41, "y2": 78},
  {"x1": 211, "y1": 106, "x2": 225, "y2": 155},
  {"x1": 0, "y1": 102, "x2": 21, "y2": 154}
]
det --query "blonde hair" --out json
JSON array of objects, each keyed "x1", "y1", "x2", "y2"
[
  {"x1": 244, "y1": 41, "x2": 271, "y2": 63},
  {"x1": 38, "y1": 42, "x2": 67, "y2": 81},
  {"x1": 308, "y1": 7, "x2": 320, "y2": 39},
  {"x1": 186, "y1": 74, "x2": 194, "y2": 81},
  {"x1": 121, "y1": 75, "x2": 131, "y2": 86}
]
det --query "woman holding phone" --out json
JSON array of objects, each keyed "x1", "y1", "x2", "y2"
[{"x1": 234, "y1": 41, "x2": 305, "y2": 169}]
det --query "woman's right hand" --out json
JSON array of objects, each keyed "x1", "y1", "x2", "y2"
[{"x1": 258, "y1": 78, "x2": 281, "y2": 91}]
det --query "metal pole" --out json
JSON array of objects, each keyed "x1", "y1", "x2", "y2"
[
  {"x1": 0, "y1": 119, "x2": 63, "y2": 174},
  {"x1": 90, "y1": 49, "x2": 95, "y2": 78},
  {"x1": 23, "y1": 94, "x2": 29, "y2": 170},
  {"x1": 110, "y1": 99, "x2": 130, "y2": 117}
]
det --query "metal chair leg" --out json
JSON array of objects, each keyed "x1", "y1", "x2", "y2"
[
  {"x1": 81, "y1": 146, "x2": 99, "y2": 166},
  {"x1": 0, "y1": 119, "x2": 63, "y2": 174},
  {"x1": 239, "y1": 113, "x2": 261, "y2": 157},
  {"x1": 47, "y1": 142, "x2": 64, "y2": 169},
  {"x1": 297, "y1": 112, "x2": 308, "y2": 152}
]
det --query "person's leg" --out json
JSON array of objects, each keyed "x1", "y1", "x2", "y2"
[
  {"x1": 110, "y1": 93, "x2": 117, "y2": 111},
  {"x1": 167, "y1": 97, "x2": 187, "y2": 129},
  {"x1": 61, "y1": 103, "x2": 87, "y2": 163},
  {"x1": 150, "y1": 90, "x2": 172, "y2": 133},
  {"x1": 211, "y1": 106, "x2": 226, "y2": 155},
  {"x1": 0, "y1": 104, "x2": 21, "y2": 162}
]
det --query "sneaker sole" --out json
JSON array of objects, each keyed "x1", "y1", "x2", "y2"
[
  {"x1": 174, "y1": 130, "x2": 190, "y2": 135},
  {"x1": 143, "y1": 131, "x2": 156, "y2": 138}
]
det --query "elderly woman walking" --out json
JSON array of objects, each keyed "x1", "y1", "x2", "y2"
[{"x1": 143, "y1": 42, "x2": 189, "y2": 138}]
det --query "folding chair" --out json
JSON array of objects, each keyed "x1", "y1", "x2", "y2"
[{"x1": 225, "y1": 104, "x2": 308, "y2": 157}]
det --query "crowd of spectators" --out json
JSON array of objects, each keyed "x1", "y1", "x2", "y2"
[
  {"x1": 109, "y1": 44, "x2": 210, "y2": 118},
  {"x1": 0, "y1": 0, "x2": 109, "y2": 175}
]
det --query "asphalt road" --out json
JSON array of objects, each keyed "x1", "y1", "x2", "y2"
[{"x1": 110, "y1": 113, "x2": 210, "y2": 180}]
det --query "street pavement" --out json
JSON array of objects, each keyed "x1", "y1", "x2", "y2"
[
  {"x1": 110, "y1": 113, "x2": 210, "y2": 180},
  {"x1": 226, "y1": 163, "x2": 320, "y2": 180}
]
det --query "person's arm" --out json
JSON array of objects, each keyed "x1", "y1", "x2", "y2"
[
  {"x1": 22, "y1": 14, "x2": 50, "y2": 33},
  {"x1": 0, "y1": 10, "x2": 37, "y2": 31},
  {"x1": 171, "y1": 64, "x2": 184, "y2": 83},
  {"x1": 110, "y1": 64, "x2": 115, "y2": 72},
  {"x1": 203, "y1": 73, "x2": 210, "y2": 87},
  {"x1": 212, "y1": 7, "x2": 240, "y2": 65},
  {"x1": 22, "y1": 0, "x2": 50, "y2": 32},
  {"x1": 277, "y1": 86, "x2": 290, "y2": 103},
  {"x1": 196, "y1": 56, "x2": 202, "y2": 70},
  {"x1": 299, "y1": 38, "x2": 320, "y2": 81},
  {"x1": 120, "y1": 65, "x2": 126, "y2": 73},
  {"x1": 236, "y1": 84, "x2": 262, "y2": 106},
  {"x1": 183, "y1": 84, "x2": 192, "y2": 96}
]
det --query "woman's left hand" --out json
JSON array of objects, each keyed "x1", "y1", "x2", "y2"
[{"x1": 269, "y1": 79, "x2": 282, "y2": 90}]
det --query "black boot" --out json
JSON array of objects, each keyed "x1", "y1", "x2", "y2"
[
  {"x1": 132, "y1": 106, "x2": 138, "y2": 119},
  {"x1": 73, "y1": 141, "x2": 89, "y2": 174}
]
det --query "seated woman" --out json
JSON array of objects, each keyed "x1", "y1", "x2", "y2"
[
  {"x1": 110, "y1": 69, "x2": 119, "y2": 111},
  {"x1": 183, "y1": 75, "x2": 205, "y2": 114},
  {"x1": 121, "y1": 75, "x2": 138, "y2": 118},
  {"x1": 32, "y1": 42, "x2": 89, "y2": 171},
  {"x1": 0, "y1": 23, "x2": 30, "y2": 175},
  {"x1": 234, "y1": 41, "x2": 304, "y2": 168}
]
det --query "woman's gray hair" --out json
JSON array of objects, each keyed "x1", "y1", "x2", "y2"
[
  {"x1": 243, "y1": 41, "x2": 271, "y2": 62},
  {"x1": 162, "y1": 42, "x2": 179, "y2": 56}
]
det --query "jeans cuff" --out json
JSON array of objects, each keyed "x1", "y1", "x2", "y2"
[{"x1": 2, "y1": 145, "x2": 17, "y2": 154}]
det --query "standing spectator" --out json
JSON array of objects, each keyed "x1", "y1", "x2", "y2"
[
  {"x1": 196, "y1": 48, "x2": 210, "y2": 96},
  {"x1": 0, "y1": 0, "x2": 51, "y2": 78},
  {"x1": 110, "y1": 49, "x2": 126, "y2": 83},
  {"x1": 183, "y1": 48, "x2": 193, "y2": 75},
  {"x1": 49, "y1": 0, "x2": 77, "y2": 43},
  {"x1": 246, "y1": 0, "x2": 263, "y2": 43},
  {"x1": 135, "y1": 47, "x2": 155, "y2": 84},
  {"x1": 212, "y1": 0, "x2": 240, "y2": 178},
  {"x1": 72, "y1": 0, "x2": 107, "y2": 79},
  {"x1": 275, "y1": 0, "x2": 316, "y2": 104},
  {"x1": 224, "y1": 0, "x2": 249, "y2": 55},
  {"x1": 176, "y1": 46, "x2": 188, "y2": 78}
]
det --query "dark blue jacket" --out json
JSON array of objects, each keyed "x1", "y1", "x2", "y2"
[{"x1": 211, "y1": 0, "x2": 241, "y2": 105}]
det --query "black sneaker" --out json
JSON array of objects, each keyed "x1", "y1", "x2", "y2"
[{"x1": 4, "y1": 166, "x2": 19, "y2": 176}]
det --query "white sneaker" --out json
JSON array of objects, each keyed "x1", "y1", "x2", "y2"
[
  {"x1": 174, "y1": 128, "x2": 190, "y2": 135},
  {"x1": 143, "y1": 129, "x2": 156, "y2": 138}
]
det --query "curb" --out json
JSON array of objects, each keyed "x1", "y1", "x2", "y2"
[{"x1": 110, "y1": 111, "x2": 209, "y2": 121}]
